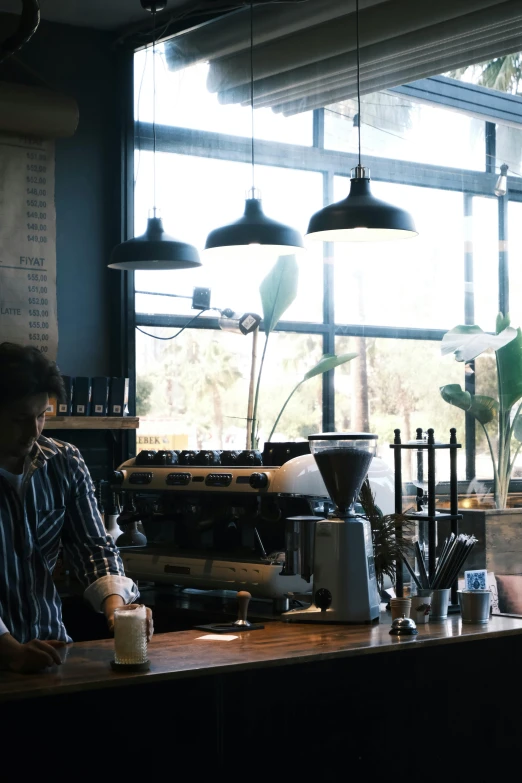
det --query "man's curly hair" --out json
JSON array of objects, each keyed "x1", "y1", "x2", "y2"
[{"x1": 0, "y1": 342, "x2": 64, "y2": 406}]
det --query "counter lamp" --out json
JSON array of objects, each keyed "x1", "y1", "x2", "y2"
[
  {"x1": 306, "y1": 0, "x2": 417, "y2": 242},
  {"x1": 204, "y1": 0, "x2": 304, "y2": 260},
  {"x1": 109, "y1": 1, "x2": 201, "y2": 271}
]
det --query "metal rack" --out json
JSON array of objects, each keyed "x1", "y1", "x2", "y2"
[{"x1": 390, "y1": 427, "x2": 462, "y2": 606}]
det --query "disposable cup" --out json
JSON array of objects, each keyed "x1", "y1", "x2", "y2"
[
  {"x1": 411, "y1": 591, "x2": 432, "y2": 624},
  {"x1": 390, "y1": 597, "x2": 411, "y2": 620}
]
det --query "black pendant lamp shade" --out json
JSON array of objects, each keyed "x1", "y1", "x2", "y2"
[
  {"x1": 109, "y1": 215, "x2": 201, "y2": 270},
  {"x1": 306, "y1": 0, "x2": 417, "y2": 243},
  {"x1": 307, "y1": 166, "x2": 417, "y2": 242},
  {"x1": 109, "y1": 0, "x2": 201, "y2": 271},
  {"x1": 204, "y1": 0, "x2": 303, "y2": 259},
  {"x1": 205, "y1": 193, "x2": 304, "y2": 258}
]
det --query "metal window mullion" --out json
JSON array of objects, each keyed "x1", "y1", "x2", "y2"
[
  {"x1": 322, "y1": 167, "x2": 335, "y2": 432},
  {"x1": 464, "y1": 193, "x2": 476, "y2": 482},
  {"x1": 136, "y1": 313, "x2": 449, "y2": 342},
  {"x1": 138, "y1": 122, "x2": 522, "y2": 199}
]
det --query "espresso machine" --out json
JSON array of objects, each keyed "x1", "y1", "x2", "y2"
[
  {"x1": 283, "y1": 433, "x2": 380, "y2": 624},
  {"x1": 111, "y1": 441, "x2": 393, "y2": 614}
]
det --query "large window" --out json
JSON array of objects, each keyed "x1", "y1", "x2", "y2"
[{"x1": 132, "y1": 40, "x2": 522, "y2": 489}]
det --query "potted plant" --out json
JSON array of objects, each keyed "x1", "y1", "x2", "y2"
[
  {"x1": 358, "y1": 478, "x2": 415, "y2": 598},
  {"x1": 248, "y1": 254, "x2": 357, "y2": 450},
  {"x1": 439, "y1": 313, "x2": 522, "y2": 574}
]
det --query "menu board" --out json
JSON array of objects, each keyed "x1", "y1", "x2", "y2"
[{"x1": 0, "y1": 134, "x2": 58, "y2": 359}]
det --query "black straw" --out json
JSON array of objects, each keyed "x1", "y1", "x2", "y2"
[
  {"x1": 406, "y1": 533, "x2": 477, "y2": 592},
  {"x1": 415, "y1": 541, "x2": 429, "y2": 589}
]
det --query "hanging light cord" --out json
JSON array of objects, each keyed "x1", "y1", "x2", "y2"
[
  {"x1": 356, "y1": 0, "x2": 361, "y2": 168},
  {"x1": 152, "y1": 7, "x2": 157, "y2": 215},
  {"x1": 250, "y1": 0, "x2": 255, "y2": 194}
]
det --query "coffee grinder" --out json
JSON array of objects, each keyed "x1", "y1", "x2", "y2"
[{"x1": 283, "y1": 432, "x2": 380, "y2": 624}]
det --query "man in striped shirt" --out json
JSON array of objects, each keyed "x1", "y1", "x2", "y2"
[{"x1": 0, "y1": 343, "x2": 147, "y2": 673}]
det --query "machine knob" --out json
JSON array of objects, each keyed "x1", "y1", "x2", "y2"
[
  {"x1": 234, "y1": 591, "x2": 252, "y2": 627},
  {"x1": 249, "y1": 472, "x2": 268, "y2": 489},
  {"x1": 135, "y1": 450, "x2": 157, "y2": 465},
  {"x1": 179, "y1": 450, "x2": 199, "y2": 466},
  {"x1": 314, "y1": 588, "x2": 332, "y2": 611},
  {"x1": 111, "y1": 470, "x2": 124, "y2": 484},
  {"x1": 153, "y1": 450, "x2": 179, "y2": 466}
]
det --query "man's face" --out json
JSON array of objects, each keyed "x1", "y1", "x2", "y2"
[{"x1": 0, "y1": 392, "x2": 48, "y2": 461}]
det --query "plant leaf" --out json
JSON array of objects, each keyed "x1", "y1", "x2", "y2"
[
  {"x1": 496, "y1": 312, "x2": 511, "y2": 334},
  {"x1": 303, "y1": 352, "x2": 357, "y2": 381},
  {"x1": 440, "y1": 384, "x2": 471, "y2": 411},
  {"x1": 440, "y1": 385, "x2": 498, "y2": 425},
  {"x1": 513, "y1": 413, "x2": 522, "y2": 443},
  {"x1": 497, "y1": 327, "x2": 522, "y2": 410},
  {"x1": 469, "y1": 395, "x2": 498, "y2": 425},
  {"x1": 259, "y1": 254, "x2": 299, "y2": 336},
  {"x1": 441, "y1": 324, "x2": 517, "y2": 362}
]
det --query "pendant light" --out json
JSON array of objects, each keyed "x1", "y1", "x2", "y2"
[
  {"x1": 306, "y1": 0, "x2": 417, "y2": 242},
  {"x1": 204, "y1": 0, "x2": 304, "y2": 260},
  {"x1": 109, "y1": 0, "x2": 201, "y2": 270}
]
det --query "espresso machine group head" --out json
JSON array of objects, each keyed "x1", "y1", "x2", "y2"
[{"x1": 283, "y1": 432, "x2": 380, "y2": 624}]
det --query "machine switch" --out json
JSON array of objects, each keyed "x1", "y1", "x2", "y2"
[
  {"x1": 166, "y1": 472, "x2": 191, "y2": 486},
  {"x1": 205, "y1": 473, "x2": 233, "y2": 487},
  {"x1": 249, "y1": 472, "x2": 268, "y2": 489},
  {"x1": 129, "y1": 472, "x2": 153, "y2": 485}
]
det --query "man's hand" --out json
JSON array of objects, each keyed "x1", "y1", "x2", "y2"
[
  {"x1": 102, "y1": 596, "x2": 154, "y2": 641},
  {"x1": 0, "y1": 634, "x2": 65, "y2": 674}
]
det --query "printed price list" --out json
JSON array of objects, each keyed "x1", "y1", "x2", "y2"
[{"x1": 0, "y1": 135, "x2": 57, "y2": 359}]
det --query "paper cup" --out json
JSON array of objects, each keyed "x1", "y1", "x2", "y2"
[{"x1": 390, "y1": 597, "x2": 412, "y2": 620}]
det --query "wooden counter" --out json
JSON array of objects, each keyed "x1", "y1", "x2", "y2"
[
  {"x1": 3, "y1": 612, "x2": 522, "y2": 774},
  {"x1": 2, "y1": 611, "x2": 522, "y2": 703}
]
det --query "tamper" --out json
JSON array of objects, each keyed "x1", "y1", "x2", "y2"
[
  {"x1": 234, "y1": 591, "x2": 252, "y2": 627},
  {"x1": 193, "y1": 590, "x2": 265, "y2": 633}
]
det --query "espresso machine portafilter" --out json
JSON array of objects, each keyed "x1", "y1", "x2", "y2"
[{"x1": 282, "y1": 432, "x2": 380, "y2": 624}]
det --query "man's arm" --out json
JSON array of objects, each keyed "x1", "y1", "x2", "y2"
[{"x1": 61, "y1": 447, "x2": 139, "y2": 622}]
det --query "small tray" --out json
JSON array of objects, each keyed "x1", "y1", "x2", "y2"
[
  {"x1": 194, "y1": 623, "x2": 264, "y2": 633},
  {"x1": 110, "y1": 659, "x2": 150, "y2": 672}
]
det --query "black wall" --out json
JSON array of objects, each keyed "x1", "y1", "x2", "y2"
[
  {"x1": 1, "y1": 20, "x2": 134, "y2": 478},
  {"x1": 2, "y1": 19, "x2": 129, "y2": 376}
]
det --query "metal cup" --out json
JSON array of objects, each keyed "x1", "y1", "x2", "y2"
[
  {"x1": 430, "y1": 588, "x2": 451, "y2": 620},
  {"x1": 458, "y1": 589, "x2": 491, "y2": 623}
]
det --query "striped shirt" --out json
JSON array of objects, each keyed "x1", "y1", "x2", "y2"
[{"x1": 0, "y1": 435, "x2": 138, "y2": 643}]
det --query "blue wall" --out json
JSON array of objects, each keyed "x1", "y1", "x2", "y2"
[{"x1": 8, "y1": 20, "x2": 125, "y2": 376}]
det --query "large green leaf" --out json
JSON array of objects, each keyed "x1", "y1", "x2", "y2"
[
  {"x1": 513, "y1": 413, "x2": 522, "y2": 443},
  {"x1": 440, "y1": 385, "x2": 497, "y2": 425},
  {"x1": 440, "y1": 384, "x2": 471, "y2": 411},
  {"x1": 496, "y1": 312, "x2": 511, "y2": 334},
  {"x1": 469, "y1": 395, "x2": 498, "y2": 425},
  {"x1": 303, "y1": 352, "x2": 357, "y2": 381},
  {"x1": 259, "y1": 254, "x2": 299, "y2": 336},
  {"x1": 441, "y1": 323, "x2": 516, "y2": 362},
  {"x1": 497, "y1": 326, "x2": 522, "y2": 411}
]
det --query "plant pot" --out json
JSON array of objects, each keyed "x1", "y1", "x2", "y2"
[{"x1": 454, "y1": 508, "x2": 522, "y2": 575}]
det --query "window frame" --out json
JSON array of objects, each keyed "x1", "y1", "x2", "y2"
[{"x1": 132, "y1": 70, "x2": 522, "y2": 488}]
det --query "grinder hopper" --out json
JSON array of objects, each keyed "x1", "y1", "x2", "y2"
[
  {"x1": 283, "y1": 432, "x2": 380, "y2": 624},
  {"x1": 310, "y1": 433, "x2": 377, "y2": 517}
]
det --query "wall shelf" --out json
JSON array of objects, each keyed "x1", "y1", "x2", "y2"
[{"x1": 44, "y1": 416, "x2": 139, "y2": 430}]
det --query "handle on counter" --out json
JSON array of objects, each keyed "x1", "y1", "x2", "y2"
[{"x1": 234, "y1": 591, "x2": 252, "y2": 627}]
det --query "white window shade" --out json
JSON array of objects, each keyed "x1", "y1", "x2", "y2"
[{"x1": 164, "y1": 0, "x2": 522, "y2": 115}]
